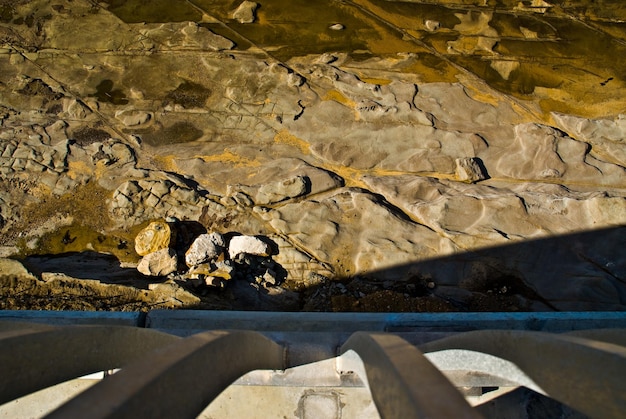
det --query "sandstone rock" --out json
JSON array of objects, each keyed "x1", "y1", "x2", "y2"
[
  {"x1": 64, "y1": 99, "x2": 91, "y2": 119},
  {"x1": 2, "y1": 2, "x2": 626, "y2": 313},
  {"x1": 139, "y1": 22, "x2": 235, "y2": 51},
  {"x1": 180, "y1": 22, "x2": 235, "y2": 50},
  {"x1": 134, "y1": 220, "x2": 176, "y2": 256},
  {"x1": 146, "y1": 281, "x2": 201, "y2": 306},
  {"x1": 233, "y1": 1, "x2": 258, "y2": 24},
  {"x1": 268, "y1": 235, "x2": 333, "y2": 287},
  {"x1": 110, "y1": 178, "x2": 218, "y2": 228},
  {"x1": 137, "y1": 248, "x2": 178, "y2": 276},
  {"x1": 493, "y1": 123, "x2": 625, "y2": 184},
  {"x1": 188, "y1": 261, "x2": 233, "y2": 279},
  {"x1": 552, "y1": 113, "x2": 626, "y2": 167},
  {"x1": 0, "y1": 258, "x2": 34, "y2": 278},
  {"x1": 261, "y1": 188, "x2": 458, "y2": 278},
  {"x1": 255, "y1": 175, "x2": 308, "y2": 204},
  {"x1": 455, "y1": 157, "x2": 488, "y2": 183},
  {"x1": 228, "y1": 235, "x2": 271, "y2": 259},
  {"x1": 114, "y1": 109, "x2": 152, "y2": 126},
  {"x1": 185, "y1": 232, "x2": 226, "y2": 267}
]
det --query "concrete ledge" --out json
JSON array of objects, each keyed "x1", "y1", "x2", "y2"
[
  {"x1": 0, "y1": 310, "x2": 145, "y2": 327},
  {"x1": 1, "y1": 310, "x2": 626, "y2": 334},
  {"x1": 145, "y1": 310, "x2": 626, "y2": 334}
]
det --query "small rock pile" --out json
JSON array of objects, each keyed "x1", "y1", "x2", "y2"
[{"x1": 134, "y1": 219, "x2": 284, "y2": 291}]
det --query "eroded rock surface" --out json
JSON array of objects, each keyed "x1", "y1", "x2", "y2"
[{"x1": 0, "y1": 0, "x2": 625, "y2": 312}]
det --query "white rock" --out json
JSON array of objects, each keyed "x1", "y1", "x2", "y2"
[
  {"x1": 185, "y1": 232, "x2": 226, "y2": 267},
  {"x1": 424, "y1": 20, "x2": 440, "y2": 32},
  {"x1": 228, "y1": 235, "x2": 270, "y2": 259},
  {"x1": 329, "y1": 23, "x2": 344, "y2": 31},
  {"x1": 137, "y1": 248, "x2": 178, "y2": 276}
]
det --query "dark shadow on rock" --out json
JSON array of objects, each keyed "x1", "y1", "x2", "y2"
[
  {"x1": 174, "y1": 220, "x2": 207, "y2": 253},
  {"x1": 227, "y1": 279, "x2": 300, "y2": 311},
  {"x1": 302, "y1": 225, "x2": 626, "y2": 312},
  {"x1": 473, "y1": 157, "x2": 490, "y2": 181},
  {"x1": 16, "y1": 226, "x2": 626, "y2": 312},
  {"x1": 21, "y1": 252, "x2": 151, "y2": 289}
]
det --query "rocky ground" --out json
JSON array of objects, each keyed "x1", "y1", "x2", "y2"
[{"x1": 0, "y1": 0, "x2": 625, "y2": 312}]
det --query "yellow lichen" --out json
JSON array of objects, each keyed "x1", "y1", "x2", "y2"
[
  {"x1": 196, "y1": 149, "x2": 262, "y2": 168},
  {"x1": 274, "y1": 129, "x2": 310, "y2": 154},
  {"x1": 323, "y1": 90, "x2": 357, "y2": 108}
]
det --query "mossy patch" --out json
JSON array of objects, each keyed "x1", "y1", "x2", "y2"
[{"x1": 164, "y1": 81, "x2": 212, "y2": 109}]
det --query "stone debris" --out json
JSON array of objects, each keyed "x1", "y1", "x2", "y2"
[{"x1": 132, "y1": 218, "x2": 285, "y2": 293}]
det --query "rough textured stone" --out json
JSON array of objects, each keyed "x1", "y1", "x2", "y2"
[
  {"x1": 115, "y1": 109, "x2": 152, "y2": 126},
  {"x1": 228, "y1": 235, "x2": 271, "y2": 259},
  {"x1": 233, "y1": 1, "x2": 258, "y2": 24},
  {"x1": 137, "y1": 248, "x2": 178, "y2": 276},
  {"x1": 455, "y1": 157, "x2": 488, "y2": 183},
  {"x1": 1, "y1": 0, "x2": 626, "y2": 312},
  {"x1": 0, "y1": 258, "x2": 34, "y2": 278},
  {"x1": 255, "y1": 176, "x2": 308, "y2": 204},
  {"x1": 185, "y1": 232, "x2": 226, "y2": 267}
]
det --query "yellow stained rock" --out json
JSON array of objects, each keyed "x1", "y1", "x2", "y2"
[{"x1": 134, "y1": 220, "x2": 176, "y2": 256}]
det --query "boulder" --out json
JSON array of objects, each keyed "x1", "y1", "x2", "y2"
[
  {"x1": 137, "y1": 248, "x2": 178, "y2": 276},
  {"x1": 185, "y1": 232, "x2": 226, "y2": 267},
  {"x1": 228, "y1": 235, "x2": 271, "y2": 259},
  {"x1": 232, "y1": 1, "x2": 258, "y2": 24},
  {"x1": 455, "y1": 157, "x2": 488, "y2": 183},
  {"x1": 134, "y1": 220, "x2": 176, "y2": 256}
]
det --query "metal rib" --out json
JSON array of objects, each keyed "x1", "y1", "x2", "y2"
[
  {"x1": 341, "y1": 332, "x2": 482, "y2": 419},
  {"x1": 0, "y1": 324, "x2": 180, "y2": 405},
  {"x1": 420, "y1": 329, "x2": 626, "y2": 419},
  {"x1": 45, "y1": 330, "x2": 285, "y2": 419}
]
